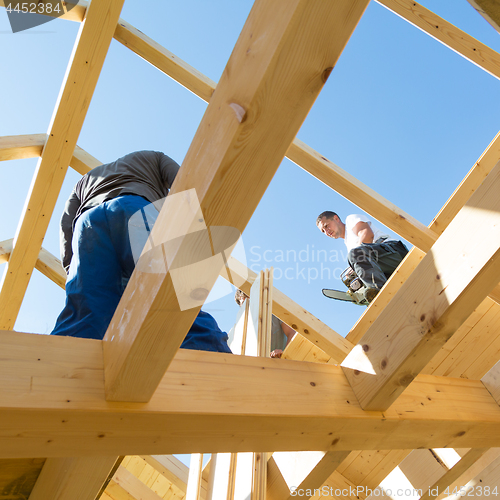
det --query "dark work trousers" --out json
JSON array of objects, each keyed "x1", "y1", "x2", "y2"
[{"x1": 347, "y1": 240, "x2": 408, "y2": 290}]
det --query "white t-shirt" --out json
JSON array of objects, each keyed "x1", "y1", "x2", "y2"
[{"x1": 344, "y1": 214, "x2": 391, "y2": 251}]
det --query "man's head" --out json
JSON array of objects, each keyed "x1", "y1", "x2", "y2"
[
  {"x1": 235, "y1": 289, "x2": 248, "y2": 306},
  {"x1": 316, "y1": 211, "x2": 345, "y2": 239}
]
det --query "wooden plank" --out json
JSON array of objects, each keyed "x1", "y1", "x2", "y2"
[
  {"x1": 429, "y1": 134, "x2": 500, "y2": 236},
  {"x1": 35, "y1": 247, "x2": 66, "y2": 289},
  {"x1": 19, "y1": 5, "x2": 436, "y2": 258},
  {"x1": 2, "y1": 333, "x2": 500, "y2": 457},
  {"x1": 0, "y1": 134, "x2": 46, "y2": 162},
  {"x1": 0, "y1": 458, "x2": 45, "y2": 500},
  {"x1": 0, "y1": 239, "x2": 66, "y2": 289},
  {"x1": 0, "y1": 0, "x2": 126, "y2": 330},
  {"x1": 347, "y1": 134, "x2": 500, "y2": 346},
  {"x1": 346, "y1": 247, "x2": 425, "y2": 345},
  {"x1": 103, "y1": 0, "x2": 370, "y2": 403},
  {"x1": 186, "y1": 454, "x2": 203, "y2": 500},
  {"x1": 114, "y1": 19, "x2": 216, "y2": 102},
  {"x1": 434, "y1": 448, "x2": 500, "y2": 500},
  {"x1": 482, "y1": 360, "x2": 500, "y2": 404},
  {"x1": 337, "y1": 449, "x2": 411, "y2": 494},
  {"x1": 420, "y1": 448, "x2": 494, "y2": 500},
  {"x1": 141, "y1": 456, "x2": 188, "y2": 493},
  {"x1": 112, "y1": 466, "x2": 163, "y2": 500},
  {"x1": 342, "y1": 162, "x2": 500, "y2": 410},
  {"x1": 376, "y1": 0, "x2": 500, "y2": 80},
  {"x1": 287, "y1": 139, "x2": 436, "y2": 251},
  {"x1": 267, "y1": 457, "x2": 289, "y2": 500},
  {"x1": 468, "y1": 0, "x2": 500, "y2": 34},
  {"x1": 398, "y1": 449, "x2": 447, "y2": 492},
  {"x1": 70, "y1": 146, "x2": 102, "y2": 175},
  {"x1": 273, "y1": 451, "x2": 350, "y2": 500},
  {"x1": 423, "y1": 298, "x2": 495, "y2": 376},
  {"x1": 224, "y1": 256, "x2": 352, "y2": 362},
  {"x1": 28, "y1": 456, "x2": 120, "y2": 500}
]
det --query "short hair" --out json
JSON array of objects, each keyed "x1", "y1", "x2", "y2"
[{"x1": 316, "y1": 211, "x2": 339, "y2": 225}]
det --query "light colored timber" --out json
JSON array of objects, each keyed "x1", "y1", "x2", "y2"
[
  {"x1": 0, "y1": 458, "x2": 45, "y2": 499},
  {"x1": 273, "y1": 451, "x2": 351, "y2": 500},
  {"x1": 2, "y1": 3, "x2": 489, "y2": 256},
  {"x1": 0, "y1": 133, "x2": 46, "y2": 162},
  {"x1": 3, "y1": 332, "x2": 500, "y2": 457},
  {"x1": 9, "y1": 2, "x2": 438, "y2": 254},
  {"x1": 467, "y1": 0, "x2": 500, "y2": 34},
  {"x1": 267, "y1": 457, "x2": 289, "y2": 500},
  {"x1": 141, "y1": 456, "x2": 189, "y2": 493},
  {"x1": 342, "y1": 161, "x2": 500, "y2": 410},
  {"x1": 346, "y1": 247, "x2": 425, "y2": 344},
  {"x1": 0, "y1": 0, "x2": 126, "y2": 330},
  {"x1": 28, "y1": 456, "x2": 120, "y2": 500},
  {"x1": 376, "y1": 0, "x2": 500, "y2": 80},
  {"x1": 287, "y1": 139, "x2": 436, "y2": 251},
  {"x1": 482, "y1": 360, "x2": 500, "y2": 405},
  {"x1": 0, "y1": 238, "x2": 66, "y2": 289},
  {"x1": 70, "y1": 146, "x2": 102, "y2": 175},
  {"x1": 429, "y1": 135, "x2": 500, "y2": 236},
  {"x1": 111, "y1": 466, "x2": 163, "y2": 500},
  {"x1": 114, "y1": 19, "x2": 216, "y2": 103},
  {"x1": 36, "y1": 247, "x2": 66, "y2": 289},
  {"x1": 433, "y1": 448, "x2": 500, "y2": 500},
  {"x1": 0, "y1": 133, "x2": 102, "y2": 174},
  {"x1": 224, "y1": 256, "x2": 352, "y2": 363},
  {"x1": 348, "y1": 132, "x2": 500, "y2": 344},
  {"x1": 102, "y1": 0, "x2": 370, "y2": 403},
  {"x1": 419, "y1": 448, "x2": 495, "y2": 500},
  {"x1": 186, "y1": 454, "x2": 203, "y2": 500}
]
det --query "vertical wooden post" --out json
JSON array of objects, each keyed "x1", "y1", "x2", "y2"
[{"x1": 186, "y1": 454, "x2": 204, "y2": 500}]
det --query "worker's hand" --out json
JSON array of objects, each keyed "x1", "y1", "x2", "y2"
[{"x1": 270, "y1": 349, "x2": 283, "y2": 358}]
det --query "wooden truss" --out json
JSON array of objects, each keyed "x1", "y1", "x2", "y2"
[{"x1": 1, "y1": 0, "x2": 500, "y2": 498}]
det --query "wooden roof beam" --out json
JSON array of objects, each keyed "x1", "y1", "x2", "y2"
[
  {"x1": 2, "y1": 332, "x2": 500, "y2": 458},
  {"x1": 342, "y1": 161, "x2": 500, "y2": 411},
  {"x1": 0, "y1": 0, "x2": 126, "y2": 330},
  {"x1": 28, "y1": 457, "x2": 121, "y2": 500},
  {"x1": 0, "y1": 133, "x2": 46, "y2": 162},
  {"x1": 419, "y1": 448, "x2": 500, "y2": 500},
  {"x1": 467, "y1": 1, "x2": 500, "y2": 35},
  {"x1": 376, "y1": 0, "x2": 500, "y2": 81},
  {"x1": 102, "y1": 0, "x2": 370, "y2": 403},
  {"x1": 347, "y1": 132, "x2": 500, "y2": 345},
  {"x1": 0, "y1": 238, "x2": 66, "y2": 288}
]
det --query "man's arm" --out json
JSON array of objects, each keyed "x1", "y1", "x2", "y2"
[
  {"x1": 352, "y1": 221, "x2": 374, "y2": 244},
  {"x1": 60, "y1": 191, "x2": 81, "y2": 274}
]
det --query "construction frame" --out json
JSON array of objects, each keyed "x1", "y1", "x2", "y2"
[{"x1": 1, "y1": 0, "x2": 500, "y2": 498}]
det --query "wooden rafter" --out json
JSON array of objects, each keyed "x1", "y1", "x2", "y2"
[
  {"x1": 28, "y1": 456, "x2": 121, "y2": 500},
  {"x1": 102, "y1": 0, "x2": 370, "y2": 403},
  {"x1": 342, "y1": 161, "x2": 500, "y2": 410},
  {"x1": 376, "y1": 0, "x2": 500, "y2": 80},
  {"x1": 2, "y1": 332, "x2": 500, "y2": 458},
  {"x1": 0, "y1": 0, "x2": 126, "y2": 330}
]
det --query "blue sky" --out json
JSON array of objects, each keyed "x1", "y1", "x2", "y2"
[{"x1": 1, "y1": 0, "x2": 500, "y2": 341}]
